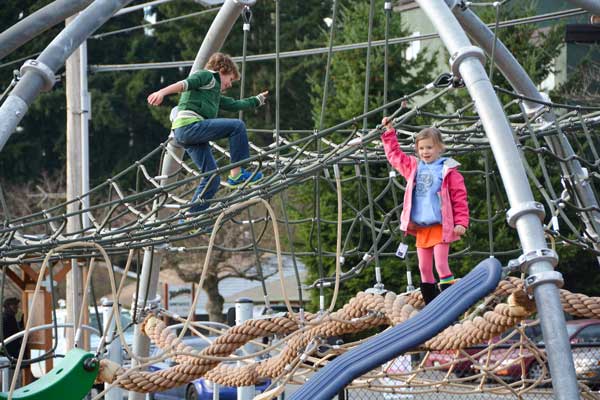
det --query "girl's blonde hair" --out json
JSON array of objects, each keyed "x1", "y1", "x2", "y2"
[
  {"x1": 415, "y1": 127, "x2": 446, "y2": 153},
  {"x1": 205, "y1": 52, "x2": 240, "y2": 79}
]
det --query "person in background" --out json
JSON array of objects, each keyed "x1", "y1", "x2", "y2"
[{"x1": 1, "y1": 297, "x2": 30, "y2": 386}]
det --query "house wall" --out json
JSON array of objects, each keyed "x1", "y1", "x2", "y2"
[{"x1": 392, "y1": 0, "x2": 598, "y2": 94}]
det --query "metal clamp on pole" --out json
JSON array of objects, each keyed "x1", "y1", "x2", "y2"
[
  {"x1": 20, "y1": 59, "x2": 56, "y2": 92},
  {"x1": 522, "y1": 91, "x2": 549, "y2": 118},
  {"x1": 513, "y1": 248, "x2": 559, "y2": 273},
  {"x1": 506, "y1": 201, "x2": 545, "y2": 228},
  {"x1": 242, "y1": 6, "x2": 252, "y2": 31},
  {"x1": 448, "y1": 46, "x2": 486, "y2": 78},
  {"x1": 524, "y1": 270, "x2": 564, "y2": 295},
  {"x1": 132, "y1": 295, "x2": 161, "y2": 323}
]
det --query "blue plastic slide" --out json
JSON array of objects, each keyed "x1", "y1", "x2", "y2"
[{"x1": 290, "y1": 258, "x2": 502, "y2": 400}]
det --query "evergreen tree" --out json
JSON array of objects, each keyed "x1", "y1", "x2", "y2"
[{"x1": 295, "y1": 0, "x2": 438, "y2": 311}]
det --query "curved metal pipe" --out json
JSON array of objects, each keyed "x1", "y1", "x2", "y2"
[
  {"x1": 0, "y1": 0, "x2": 93, "y2": 61},
  {"x1": 0, "y1": 0, "x2": 134, "y2": 153}
]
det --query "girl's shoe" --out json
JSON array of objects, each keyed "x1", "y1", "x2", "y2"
[
  {"x1": 419, "y1": 282, "x2": 439, "y2": 305},
  {"x1": 226, "y1": 169, "x2": 263, "y2": 186}
]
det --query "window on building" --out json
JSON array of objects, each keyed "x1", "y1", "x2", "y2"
[{"x1": 406, "y1": 32, "x2": 421, "y2": 61}]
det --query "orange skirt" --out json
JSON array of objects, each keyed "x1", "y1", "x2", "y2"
[{"x1": 415, "y1": 224, "x2": 443, "y2": 248}]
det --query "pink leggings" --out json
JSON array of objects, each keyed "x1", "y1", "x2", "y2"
[{"x1": 417, "y1": 243, "x2": 452, "y2": 284}]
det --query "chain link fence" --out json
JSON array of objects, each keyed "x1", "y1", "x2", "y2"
[{"x1": 338, "y1": 344, "x2": 600, "y2": 399}]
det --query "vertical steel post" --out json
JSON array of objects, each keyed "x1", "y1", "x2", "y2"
[
  {"x1": 453, "y1": 4, "x2": 600, "y2": 262},
  {"x1": 236, "y1": 298, "x2": 254, "y2": 400},
  {"x1": 65, "y1": 15, "x2": 85, "y2": 350},
  {"x1": 0, "y1": 357, "x2": 9, "y2": 392},
  {"x1": 415, "y1": 0, "x2": 580, "y2": 398},
  {"x1": 102, "y1": 299, "x2": 123, "y2": 400}
]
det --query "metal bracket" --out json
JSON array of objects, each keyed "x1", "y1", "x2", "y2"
[
  {"x1": 524, "y1": 270, "x2": 564, "y2": 295},
  {"x1": 20, "y1": 59, "x2": 56, "y2": 92},
  {"x1": 365, "y1": 283, "x2": 386, "y2": 295},
  {"x1": 449, "y1": 46, "x2": 486, "y2": 78},
  {"x1": 508, "y1": 248, "x2": 559, "y2": 275},
  {"x1": 523, "y1": 91, "x2": 549, "y2": 117},
  {"x1": 506, "y1": 201, "x2": 545, "y2": 228},
  {"x1": 132, "y1": 295, "x2": 161, "y2": 323}
]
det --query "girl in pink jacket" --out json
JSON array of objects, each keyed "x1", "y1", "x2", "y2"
[{"x1": 381, "y1": 118, "x2": 469, "y2": 305}]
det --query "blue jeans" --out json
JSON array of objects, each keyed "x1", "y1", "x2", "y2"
[{"x1": 174, "y1": 118, "x2": 249, "y2": 212}]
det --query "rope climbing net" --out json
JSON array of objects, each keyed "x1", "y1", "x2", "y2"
[
  {"x1": 91, "y1": 272, "x2": 600, "y2": 399},
  {"x1": 1, "y1": 81, "x2": 599, "y2": 266},
  {"x1": 1, "y1": 0, "x2": 600, "y2": 399}
]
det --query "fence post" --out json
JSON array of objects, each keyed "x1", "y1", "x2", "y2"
[{"x1": 236, "y1": 298, "x2": 254, "y2": 400}]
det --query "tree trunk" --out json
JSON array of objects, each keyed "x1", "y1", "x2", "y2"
[{"x1": 203, "y1": 271, "x2": 225, "y2": 323}]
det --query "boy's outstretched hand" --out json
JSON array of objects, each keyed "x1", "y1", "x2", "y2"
[
  {"x1": 257, "y1": 90, "x2": 269, "y2": 105},
  {"x1": 147, "y1": 91, "x2": 164, "y2": 106}
]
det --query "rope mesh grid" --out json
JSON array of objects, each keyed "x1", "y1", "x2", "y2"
[
  {"x1": 1, "y1": 87, "x2": 599, "y2": 264},
  {"x1": 0, "y1": 83, "x2": 600, "y2": 392},
  {"x1": 92, "y1": 277, "x2": 600, "y2": 398},
  {"x1": 1, "y1": 81, "x2": 600, "y2": 398},
  {"x1": 2, "y1": 1, "x2": 600, "y2": 397}
]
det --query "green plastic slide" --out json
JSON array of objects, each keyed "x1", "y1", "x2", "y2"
[{"x1": 0, "y1": 348, "x2": 98, "y2": 400}]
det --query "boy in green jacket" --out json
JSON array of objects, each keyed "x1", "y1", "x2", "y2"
[{"x1": 147, "y1": 52, "x2": 268, "y2": 213}]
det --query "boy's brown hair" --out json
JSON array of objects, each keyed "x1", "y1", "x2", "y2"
[
  {"x1": 415, "y1": 127, "x2": 446, "y2": 153},
  {"x1": 205, "y1": 52, "x2": 240, "y2": 80}
]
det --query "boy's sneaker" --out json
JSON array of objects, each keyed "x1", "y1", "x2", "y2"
[{"x1": 226, "y1": 169, "x2": 263, "y2": 187}]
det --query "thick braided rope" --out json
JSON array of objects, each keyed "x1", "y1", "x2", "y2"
[
  {"x1": 97, "y1": 313, "x2": 302, "y2": 392},
  {"x1": 206, "y1": 291, "x2": 390, "y2": 386},
  {"x1": 143, "y1": 313, "x2": 299, "y2": 365},
  {"x1": 560, "y1": 289, "x2": 600, "y2": 318},
  {"x1": 97, "y1": 291, "x2": 389, "y2": 392},
  {"x1": 97, "y1": 280, "x2": 600, "y2": 391},
  {"x1": 490, "y1": 277, "x2": 600, "y2": 319},
  {"x1": 424, "y1": 290, "x2": 536, "y2": 350}
]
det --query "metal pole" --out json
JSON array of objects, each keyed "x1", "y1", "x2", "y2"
[
  {"x1": 0, "y1": 0, "x2": 93, "y2": 61},
  {"x1": 190, "y1": 0, "x2": 257, "y2": 74},
  {"x1": 65, "y1": 15, "x2": 84, "y2": 349},
  {"x1": 212, "y1": 382, "x2": 220, "y2": 400},
  {"x1": 102, "y1": 299, "x2": 123, "y2": 400},
  {"x1": 415, "y1": 1, "x2": 579, "y2": 398},
  {"x1": 114, "y1": 0, "x2": 177, "y2": 17},
  {"x1": 0, "y1": 0, "x2": 134, "y2": 154},
  {"x1": 236, "y1": 298, "x2": 254, "y2": 400},
  {"x1": 0, "y1": 357, "x2": 9, "y2": 392},
  {"x1": 453, "y1": 4, "x2": 600, "y2": 262},
  {"x1": 128, "y1": 250, "x2": 160, "y2": 400},
  {"x1": 80, "y1": 40, "x2": 91, "y2": 231},
  {"x1": 129, "y1": 3, "x2": 256, "y2": 399}
]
